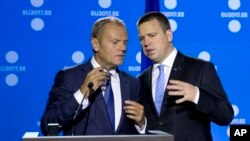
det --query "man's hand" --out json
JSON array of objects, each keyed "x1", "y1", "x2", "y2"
[
  {"x1": 167, "y1": 80, "x2": 197, "y2": 104},
  {"x1": 80, "y1": 67, "x2": 108, "y2": 98},
  {"x1": 124, "y1": 100, "x2": 145, "y2": 129}
]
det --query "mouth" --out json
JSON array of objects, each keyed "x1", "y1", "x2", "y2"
[
  {"x1": 146, "y1": 49, "x2": 155, "y2": 56},
  {"x1": 116, "y1": 54, "x2": 125, "y2": 58}
]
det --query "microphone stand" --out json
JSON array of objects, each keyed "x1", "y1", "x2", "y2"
[{"x1": 72, "y1": 82, "x2": 93, "y2": 135}]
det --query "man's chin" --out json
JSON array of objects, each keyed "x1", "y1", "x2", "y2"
[
  {"x1": 115, "y1": 61, "x2": 123, "y2": 66},
  {"x1": 147, "y1": 55, "x2": 155, "y2": 61}
]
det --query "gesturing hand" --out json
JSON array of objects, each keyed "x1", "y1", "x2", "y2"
[
  {"x1": 124, "y1": 100, "x2": 145, "y2": 129},
  {"x1": 167, "y1": 80, "x2": 197, "y2": 104}
]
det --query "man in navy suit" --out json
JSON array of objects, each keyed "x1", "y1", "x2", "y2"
[
  {"x1": 41, "y1": 16, "x2": 145, "y2": 136},
  {"x1": 136, "y1": 12, "x2": 234, "y2": 141}
]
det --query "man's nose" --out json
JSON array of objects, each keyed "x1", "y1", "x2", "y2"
[
  {"x1": 119, "y1": 43, "x2": 126, "y2": 51},
  {"x1": 143, "y1": 37, "x2": 150, "y2": 47}
]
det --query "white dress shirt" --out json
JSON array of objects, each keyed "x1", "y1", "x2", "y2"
[
  {"x1": 73, "y1": 57, "x2": 121, "y2": 131},
  {"x1": 74, "y1": 57, "x2": 146, "y2": 133},
  {"x1": 152, "y1": 48, "x2": 199, "y2": 104}
]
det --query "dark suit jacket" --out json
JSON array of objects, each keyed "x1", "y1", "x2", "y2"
[
  {"x1": 138, "y1": 52, "x2": 234, "y2": 141},
  {"x1": 41, "y1": 60, "x2": 141, "y2": 135}
]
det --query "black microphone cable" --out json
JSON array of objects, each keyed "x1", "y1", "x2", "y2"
[{"x1": 72, "y1": 82, "x2": 93, "y2": 135}]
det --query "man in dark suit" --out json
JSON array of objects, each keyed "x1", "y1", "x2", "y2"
[
  {"x1": 136, "y1": 11, "x2": 234, "y2": 141},
  {"x1": 41, "y1": 16, "x2": 145, "y2": 136}
]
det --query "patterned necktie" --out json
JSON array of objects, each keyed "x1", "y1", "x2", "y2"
[
  {"x1": 104, "y1": 73, "x2": 115, "y2": 129},
  {"x1": 155, "y1": 65, "x2": 165, "y2": 116}
]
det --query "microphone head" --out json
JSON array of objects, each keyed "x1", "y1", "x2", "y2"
[{"x1": 88, "y1": 82, "x2": 93, "y2": 89}]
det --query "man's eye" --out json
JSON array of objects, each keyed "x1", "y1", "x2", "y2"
[
  {"x1": 123, "y1": 41, "x2": 127, "y2": 45},
  {"x1": 112, "y1": 41, "x2": 119, "y2": 44},
  {"x1": 139, "y1": 37, "x2": 144, "y2": 41},
  {"x1": 149, "y1": 34, "x2": 156, "y2": 37}
]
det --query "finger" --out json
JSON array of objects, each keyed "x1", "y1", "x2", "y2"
[
  {"x1": 125, "y1": 109, "x2": 141, "y2": 122},
  {"x1": 124, "y1": 103, "x2": 143, "y2": 116},
  {"x1": 126, "y1": 114, "x2": 137, "y2": 120},
  {"x1": 88, "y1": 67, "x2": 104, "y2": 75},
  {"x1": 124, "y1": 109, "x2": 139, "y2": 115},
  {"x1": 169, "y1": 80, "x2": 188, "y2": 86},
  {"x1": 168, "y1": 90, "x2": 184, "y2": 96},
  {"x1": 125, "y1": 100, "x2": 137, "y2": 105},
  {"x1": 124, "y1": 101, "x2": 144, "y2": 111},
  {"x1": 167, "y1": 84, "x2": 183, "y2": 91},
  {"x1": 175, "y1": 97, "x2": 186, "y2": 104},
  {"x1": 124, "y1": 104, "x2": 137, "y2": 112},
  {"x1": 86, "y1": 69, "x2": 106, "y2": 83},
  {"x1": 90, "y1": 70, "x2": 108, "y2": 86},
  {"x1": 95, "y1": 72, "x2": 107, "y2": 81}
]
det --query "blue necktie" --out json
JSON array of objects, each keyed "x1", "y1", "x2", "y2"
[
  {"x1": 104, "y1": 74, "x2": 115, "y2": 129},
  {"x1": 155, "y1": 65, "x2": 165, "y2": 116}
]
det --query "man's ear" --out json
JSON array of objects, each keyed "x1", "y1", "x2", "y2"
[
  {"x1": 91, "y1": 38, "x2": 99, "y2": 52},
  {"x1": 166, "y1": 29, "x2": 173, "y2": 43}
]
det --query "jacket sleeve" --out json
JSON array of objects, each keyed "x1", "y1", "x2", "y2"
[
  {"x1": 196, "y1": 62, "x2": 234, "y2": 125},
  {"x1": 40, "y1": 70, "x2": 86, "y2": 135}
]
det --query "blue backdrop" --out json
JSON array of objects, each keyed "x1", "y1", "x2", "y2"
[{"x1": 0, "y1": 0, "x2": 249, "y2": 141}]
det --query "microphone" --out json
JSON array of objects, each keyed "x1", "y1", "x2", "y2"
[
  {"x1": 72, "y1": 82, "x2": 93, "y2": 135},
  {"x1": 87, "y1": 82, "x2": 93, "y2": 90}
]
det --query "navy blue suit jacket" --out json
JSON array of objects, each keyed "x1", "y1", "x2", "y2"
[
  {"x1": 41, "y1": 60, "x2": 141, "y2": 135},
  {"x1": 138, "y1": 52, "x2": 234, "y2": 141}
]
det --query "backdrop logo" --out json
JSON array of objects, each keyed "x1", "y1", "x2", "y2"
[
  {"x1": 231, "y1": 104, "x2": 246, "y2": 124},
  {"x1": 128, "y1": 51, "x2": 141, "y2": 72},
  {"x1": 198, "y1": 51, "x2": 211, "y2": 62},
  {"x1": 164, "y1": 0, "x2": 177, "y2": 10},
  {"x1": 198, "y1": 51, "x2": 217, "y2": 71},
  {"x1": 226, "y1": 104, "x2": 247, "y2": 137},
  {"x1": 98, "y1": 0, "x2": 111, "y2": 9},
  {"x1": 30, "y1": 0, "x2": 44, "y2": 7},
  {"x1": 72, "y1": 51, "x2": 85, "y2": 64},
  {"x1": 90, "y1": 0, "x2": 119, "y2": 17},
  {"x1": 22, "y1": 0, "x2": 52, "y2": 31},
  {"x1": 161, "y1": 0, "x2": 185, "y2": 32},
  {"x1": 63, "y1": 51, "x2": 85, "y2": 70},
  {"x1": 221, "y1": 0, "x2": 248, "y2": 33},
  {"x1": 0, "y1": 51, "x2": 26, "y2": 86}
]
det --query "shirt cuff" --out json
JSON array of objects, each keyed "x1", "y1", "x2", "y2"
[
  {"x1": 193, "y1": 86, "x2": 200, "y2": 104},
  {"x1": 74, "y1": 89, "x2": 89, "y2": 109},
  {"x1": 135, "y1": 117, "x2": 147, "y2": 134}
]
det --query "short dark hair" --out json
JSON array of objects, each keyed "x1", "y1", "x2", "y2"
[{"x1": 137, "y1": 11, "x2": 171, "y2": 32}]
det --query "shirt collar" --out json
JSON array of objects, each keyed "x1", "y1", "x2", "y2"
[
  {"x1": 91, "y1": 57, "x2": 118, "y2": 79},
  {"x1": 153, "y1": 47, "x2": 177, "y2": 70}
]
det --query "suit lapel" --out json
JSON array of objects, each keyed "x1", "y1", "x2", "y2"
[
  {"x1": 168, "y1": 52, "x2": 185, "y2": 81},
  {"x1": 115, "y1": 71, "x2": 129, "y2": 132},
  {"x1": 147, "y1": 67, "x2": 160, "y2": 116},
  {"x1": 84, "y1": 61, "x2": 114, "y2": 131},
  {"x1": 161, "y1": 52, "x2": 185, "y2": 113}
]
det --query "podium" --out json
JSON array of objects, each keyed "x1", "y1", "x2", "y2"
[{"x1": 22, "y1": 131, "x2": 173, "y2": 141}]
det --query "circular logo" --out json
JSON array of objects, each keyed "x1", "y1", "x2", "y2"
[
  {"x1": 31, "y1": 18, "x2": 45, "y2": 31},
  {"x1": 164, "y1": 0, "x2": 177, "y2": 10},
  {"x1": 6, "y1": 51, "x2": 19, "y2": 63},
  {"x1": 72, "y1": 51, "x2": 85, "y2": 64},
  {"x1": 232, "y1": 104, "x2": 239, "y2": 117},
  {"x1": 198, "y1": 51, "x2": 211, "y2": 61},
  {"x1": 228, "y1": 20, "x2": 241, "y2": 33},
  {"x1": 30, "y1": 0, "x2": 44, "y2": 7},
  {"x1": 5, "y1": 74, "x2": 18, "y2": 86},
  {"x1": 136, "y1": 51, "x2": 141, "y2": 64},
  {"x1": 169, "y1": 19, "x2": 177, "y2": 32},
  {"x1": 98, "y1": 0, "x2": 112, "y2": 9},
  {"x1": 228, "y1": 0, "x2": 241, "y2": 10}
]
